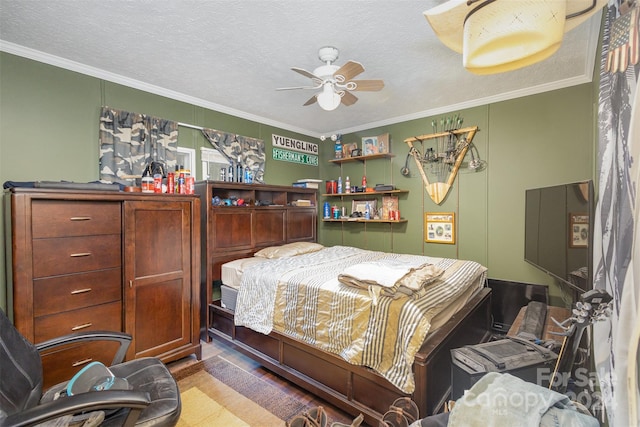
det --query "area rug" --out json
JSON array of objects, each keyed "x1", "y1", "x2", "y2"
[{"x1": 174, "y1": 356, "x2": 311, "y2": 426}]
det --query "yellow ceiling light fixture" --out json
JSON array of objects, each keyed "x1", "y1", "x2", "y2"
[{"x1": 424, "y1": 0, "x2": 608, "y2": 74}]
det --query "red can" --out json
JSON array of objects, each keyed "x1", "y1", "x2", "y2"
[
  {"x1": 186, "y1": 176, "x2": 195, "y2": 195},
  {"x1": 167, "y1": 172, "x2": 175, "y2": 194},
  {"x1": 153, "y1": 174, "x2": 162, "y2": 193}
]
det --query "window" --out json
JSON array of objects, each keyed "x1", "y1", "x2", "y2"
[
  {"x1": 176, "y1": 147, "x2": 197, "y2": 177},
  {"x1": 200, "y1": 147, "x2": 230, "y2": 181}
]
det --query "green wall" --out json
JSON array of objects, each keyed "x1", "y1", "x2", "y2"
[{"x1": 0, "y1": 52, "x2": 596, "y2": 310}]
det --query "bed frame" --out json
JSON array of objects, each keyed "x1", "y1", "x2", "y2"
[
  {"x1": 195, "y1": 182, "x2": 492, "y2": 425},
  {"x1": 209, "y1": 287, "x2": 491, "y2": 426}
]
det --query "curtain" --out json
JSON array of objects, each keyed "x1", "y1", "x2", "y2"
[
  {"x1": 201, "y1": 128, "x2": 265, "y2": 183},
  {"x1": 99, "y1": 106, "x2": 178, "y2": 185},
  {"x1": 593, "y1": 2, "x2": 640, "y2": 426}
]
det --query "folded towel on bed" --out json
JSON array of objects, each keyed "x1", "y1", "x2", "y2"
[
  {"x1": 338, "y1": 260, "x2": 444, "y2": 300},
  {"x1": 340, "y1": 259, "x2": 415, "y2": 287}
]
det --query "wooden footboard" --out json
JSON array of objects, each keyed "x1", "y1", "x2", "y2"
[{"x1": 208, "y1": 287, "x2": 491, "y2": 426}]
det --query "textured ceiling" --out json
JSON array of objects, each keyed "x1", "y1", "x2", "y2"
[{"x1": 0, "y1": 0, "x2": 603, "y2": 137}]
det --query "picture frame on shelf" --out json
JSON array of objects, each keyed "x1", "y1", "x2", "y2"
[
  {"x1": 425, "y1": 212, "x2": 455, "y2": 244},
  {"x1": 352, "y1": 199, "x2": 377, "y2": 215},
  {"x1": 342, "y1": 142, "x2": 358, "y2": 158},
  {"x1": 362, "y1": 136, "x2": 378, "y2": 155},
  {"x1": 382, "y1": 196, "x2": 398, "y2": 220},
  {"x1": 569, "y1": 213, "x2": 589, "y2": 248},
  {"x1": 377, "y1": 133, "x2": 390, "y2": 154},
  {"x1": 362, "y1": 133, "x2": 390, "y2": 155}
]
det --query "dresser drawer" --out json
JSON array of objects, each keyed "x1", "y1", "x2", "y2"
[
  {"x1": 34, "y1": 268, "x2": 122, "y2": 317},
  {"x1": 35, "y1": 301, "x2": 122, "y2": 343},
  {"x1": 32, "y1": 200, "x2": 121, "y2": 238},
  {"x1": 32, "y1": 234, "x2": 121, "y2": 278},
  {"x1": 41, "y1": 340, "x2": 124, "y2": 390}
]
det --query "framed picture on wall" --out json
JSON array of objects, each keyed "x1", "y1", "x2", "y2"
[
  {"x1": 569, "y1": 213, "x2": 589, "y2": 248},
  {"x1": 425, "y1": 212, "x2": 455, "y2": 244}
]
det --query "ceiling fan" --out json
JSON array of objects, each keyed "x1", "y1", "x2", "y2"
[{"x1": 277, "y1": 46, "x2": 384, "y2": 111}]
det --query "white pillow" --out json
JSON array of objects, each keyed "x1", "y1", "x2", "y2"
[{"x1": 254, "y1": 242, "x2": 324, "y2": 259}]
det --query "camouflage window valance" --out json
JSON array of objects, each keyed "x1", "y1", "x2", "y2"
[
  {"x1": 99, "y1": 106, "x2": 178, "y2": 185},
  {"x1": 201, "y1": 128, "x2": 265, "y2": 183}
]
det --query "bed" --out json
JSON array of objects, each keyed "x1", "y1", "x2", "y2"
[{"x1": 208, "y1": 243, "x2": 492, "y2": 425}]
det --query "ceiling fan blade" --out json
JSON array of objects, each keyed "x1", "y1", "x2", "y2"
[
  {"x1": 340, "y1": 91, "x2": 358, "y2": 106},
  {"x1": 348, "y1": 79, "x2": 385, "y2": 91},
  {"x1": 303, "y1": 95, "x2": 317, "y2": 106},
  {"x1": 276, "y1": 84, "x2": 321, "y2": 91},
  {"x1": 291, "y1": 67, "x2": 319, "y2": 80},
  {"x1": 333, "y1": 60, "x2": 365, "y2": 82}
]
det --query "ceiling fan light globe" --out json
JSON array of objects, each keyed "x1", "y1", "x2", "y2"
[
  {"x1": 317, "y1": 84, "x2": 341, "y2": 111},
  {"x1": 462, "y1": 0, "x2": 566, "y2": 74}
]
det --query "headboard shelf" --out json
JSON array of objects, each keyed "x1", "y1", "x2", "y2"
[{"x1": 194, "y1": 181, "x2": 318, "y2": 341}]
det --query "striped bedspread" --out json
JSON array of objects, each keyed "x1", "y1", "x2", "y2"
[{"x1": 234, "y1": 245, "x2": 487, "y2": 393}]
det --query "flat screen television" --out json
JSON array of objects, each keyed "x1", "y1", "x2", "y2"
[{"x1": 524, "y1": 180, "x2": 594, "y2": 293}]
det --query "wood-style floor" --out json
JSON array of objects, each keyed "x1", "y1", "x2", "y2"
[{"x1": 167, "y1": 337, "x2": 356, "y2": 426}]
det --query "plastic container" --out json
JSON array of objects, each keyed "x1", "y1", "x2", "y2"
[
  {"x1": 141, "y1": 176, "x2": 154, "y2": 193},
  {"x1": 177, "y1": 173, "x2": 186, "y2": 194}
]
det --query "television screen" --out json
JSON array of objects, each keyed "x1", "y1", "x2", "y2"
[{"x1": 524, "y1": 181, "x2": 593, "y2": 292}]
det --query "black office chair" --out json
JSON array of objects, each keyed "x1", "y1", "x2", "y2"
[{"x1": 0, "y1": 309, "x2": 181, "y2": 427}]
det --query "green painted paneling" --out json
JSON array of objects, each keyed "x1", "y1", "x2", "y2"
[
  {"x1": 0, "y1": 51, "x2": 597, "y2": 311},
  {"x1": 0, "y1": 52, "x2": 320, "y2": 312},
  {"x1": 1, "y1": 55, "x2": 101, "y2": 183},
  {"x1": 486, "y1": 85, "x2": 596, "y2": 303}
]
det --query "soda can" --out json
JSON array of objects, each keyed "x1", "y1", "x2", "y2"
[
  {"x1": 186, "y1": 176, "x2": 195, "y2": 195},
  {"x1": 167, "y1": 172, "x2": 175, "y2": 194},
  {"x1": 153, "y1": 174, "x2": 162, "y2": 193}
]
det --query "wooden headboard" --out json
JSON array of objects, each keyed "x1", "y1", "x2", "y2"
[{"x1": 194, "y1": 181, "x2": 318, "y2": 339}]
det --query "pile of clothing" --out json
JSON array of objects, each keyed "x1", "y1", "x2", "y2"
[{"x1": 338, "y1": 259, "x2": 444, "y2": 303}]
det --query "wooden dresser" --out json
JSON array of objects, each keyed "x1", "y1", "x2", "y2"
[{"x1": 4, "y1": 188, "x2": 201, "y2": 388}]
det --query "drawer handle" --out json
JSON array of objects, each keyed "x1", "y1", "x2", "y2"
[
  {"x1": 70, "y1": 288, "x2": 92, "y2": 295},
  {"x1": 72, "y1": 358, "x2": 93, "y2": 367},
  {"x1": 70, "y1": 216, "x2": 92, "y2": 221},
  {"x1": 70, "y1": 252, "x2": 92, "y2": 258},
  {"x1": 71, "y1": 323, "x2": 92, "y2": 331}
]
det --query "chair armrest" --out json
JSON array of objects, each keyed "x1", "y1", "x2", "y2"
[
  {"x1": 35, "y1": 331, "x2": 132, "y2": 365},
  {"x1": 0, "y1": 389, "x2": 151, "y2": 427}
]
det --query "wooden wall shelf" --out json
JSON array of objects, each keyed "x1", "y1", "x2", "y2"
[
  {"x1": 328, "y1": 153, "x2": 395, "y2": 164},
  {"x1": 323, "y1": 189, "x2": 408, "y2": 198}
]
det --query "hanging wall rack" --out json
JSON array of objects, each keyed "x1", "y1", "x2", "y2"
[{"x1": 404, "y1": 126, "x2": 479, "y2": 204}]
